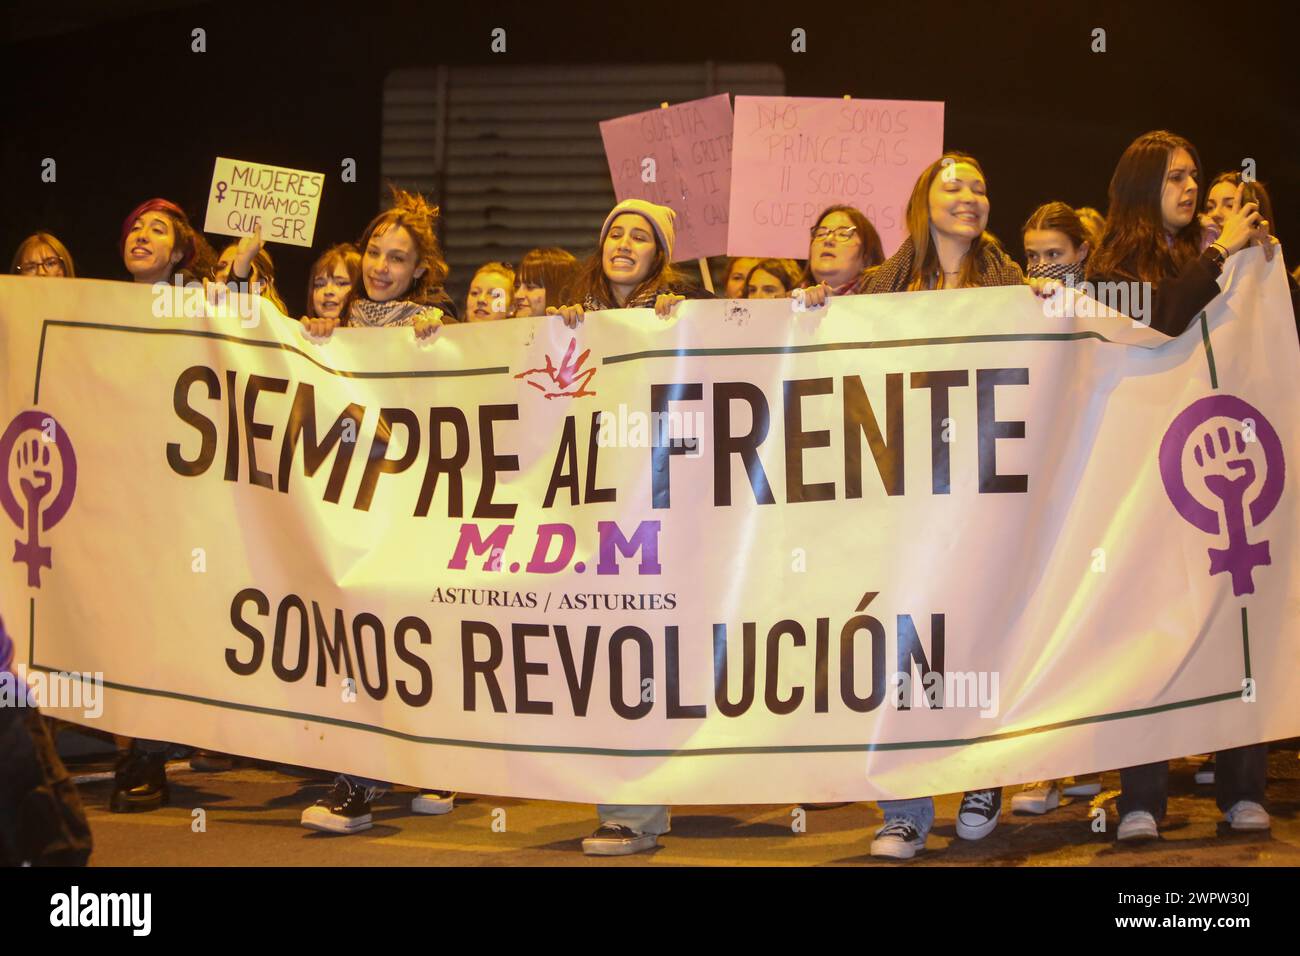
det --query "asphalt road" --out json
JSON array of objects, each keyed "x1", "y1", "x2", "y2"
[{"x1": 70, "y1": 746, "x2": 1300, "y2": 866}]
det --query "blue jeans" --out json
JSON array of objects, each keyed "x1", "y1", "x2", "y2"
[{"x1": 878, "y1": 797, "x2": 935, "y2": 835}]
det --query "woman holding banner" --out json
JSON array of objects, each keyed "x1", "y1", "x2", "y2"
[
  {"x1": 302, "y1": 187, "x2": 456, "y2": 339},
  {"x1": 512, "y1": 247, "x2": 579, "y2": 317},
  {"x1": 798, "y1": 205, "x2": 885, "y2": 300},
  {"x1": 548, "y1": 198, "x2": 703, "y2": 855},
  {"x1": 303, "y1": 243, "x2": 361, "y2": 321},
  {"x1": 551, "y1": 198, "x2": 710, "y2": 329},
  {"x1": 860, "y1": 152, "x2": 1024, "y2": 859},
  {"x1": 1082, "y1": 131, "x2": 1273, "y2": 842},
  {"x1": 111, "y1": 198, "x2": 219, "y2": 813},
  {"x1": 298, "y1": 190, "x2": 461, "y2": 831}
]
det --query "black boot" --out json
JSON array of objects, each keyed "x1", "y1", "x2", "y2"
[{"x1": 110, "y1": 748, "x2": 169, "y2": 813}]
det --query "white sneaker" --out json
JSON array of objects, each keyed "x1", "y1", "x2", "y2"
[
  {"x1": 1224, "y1": 801, "x2": 1270, "y2": 831},
  {"x1": 1117, "y1": 811, "x2": 1159, "y2": 842},
  {"x1": 1062, "y1": 774, "x2": 1102, "y2": 797},
  {"x1": 411, "y1": 790, "x2": 456, "y2": 815},
  {"x1": 1194, "y1": 757, "x2": 1216, "y2": 785},
  {"x1": 870, "y1": 818, "x2": 927, "y2": 860},
  {"x1": 1011, "y1": 782, "x2": 1061, "y2": 815},
  {"x1": 582, "y1": 823, "x2": 658, "y2": 856}
]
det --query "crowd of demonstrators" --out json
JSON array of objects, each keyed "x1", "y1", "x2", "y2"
[{"x1": 7, "y1": 128, "x2": 1290, "y2": 860}]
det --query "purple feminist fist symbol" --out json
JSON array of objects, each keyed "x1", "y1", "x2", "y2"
[
  {"x1": 1158, "y1": 395, "x2": 1285, "y2": 596},
  {"x1": 0, "y1": 411, "x2": 77, "y2": 588}
]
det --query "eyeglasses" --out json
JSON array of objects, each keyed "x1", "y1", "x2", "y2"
[
  {"x1": 16, "y1": 257, "x2": 64, "y2": 275},
  {"x1": 812, "y1": 226, "x2": 858, "y2": 242}
]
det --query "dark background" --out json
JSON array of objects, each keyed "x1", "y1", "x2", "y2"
[{"x1": 3, "y1": 0, "x2": 1297, "y2": 315}]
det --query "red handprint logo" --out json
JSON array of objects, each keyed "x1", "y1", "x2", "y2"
[
  {"x1": 514, "y1": 338, "x2": 598, "y2": 400},
  {"x1": 1, "y1": 411, "x2": 78, "y2": 588}
]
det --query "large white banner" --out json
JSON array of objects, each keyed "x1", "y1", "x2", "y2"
[{"x1": 1, "y1": 254, "x2": 1297, "y2": 804}]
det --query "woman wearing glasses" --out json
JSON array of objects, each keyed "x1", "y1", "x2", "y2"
[
  {"x1": 793, "y1": 205, "x2": 886, "y2": 309},
  {"x1": 11, "y1": 232, "x2": 75, "y2": 278}
]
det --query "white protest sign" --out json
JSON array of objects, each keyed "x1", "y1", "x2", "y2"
[{"x1": 203, "y1": 157, "x2": 325, "y2": 248}]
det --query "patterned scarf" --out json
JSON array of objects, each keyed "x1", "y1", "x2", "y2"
[
  {"x1": 582, "y1": 284, "x2": 686, "y2": 311},
  {"x1": 348, "y1": 297, "x2": 433, "y2": 328},
  {"x1": 1026, "y1": 257, "x2": 1088, "y2": 285},
  {"x1": 862, "y1": 236, "x2": 1025, "y2": 293}
]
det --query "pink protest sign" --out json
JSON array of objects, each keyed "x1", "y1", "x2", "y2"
[
  {"x1": 727, "y1": 96, "x2": 944, "y2": 259},
  {"x1": 599, "y1": 94, "x2": 733, "y2": 262}
]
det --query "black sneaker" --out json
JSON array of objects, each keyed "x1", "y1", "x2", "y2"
[
  {"x1": 955, "y1": 788, "x2": 1002, "y2": 840},
  {"x1": 581, "y1": 823, "x2": 658, "y2": 856},
  {"x1": 301, "y1": 776, "x2": 375, "y2": 834},
  {"x1": 870, "y1": 818, "x2": 927, "y2": 859},
  {"x1": 109, "y1": 749, "x2": 169, "y2": 813}
]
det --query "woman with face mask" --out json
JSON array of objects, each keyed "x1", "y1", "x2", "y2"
[
  {"x1": 302, "y1": 187, "x2": 455, "y2": 340},
  {"x1": 512, "y1": 247, "x2": 578, "y2": 318},
  {"x1": 304, "y1": 244, "x2": 361, "y2": 321},
  {"x1": 861, "y1": 152, "x2": 1024, "y2": 860},
  {"x1": 1022, "y1": 202, "x2": 1091, "y2": 286},
  {"x1": 550, "y1": 198, "x2": 710, "y2": 331},
  {"x1": 11, "y1": 232, "x2": 75, "y2": 278},
  {"x1": 1083, "y1": 133, "x2": 1273, "y2": 843}
]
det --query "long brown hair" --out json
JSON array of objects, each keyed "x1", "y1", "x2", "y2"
[
  {"x1": 901, "y1": 152, "x2": 1005, "y2": 290},
  {"x1": 1086, "y1": 131, "x2": 1203, "y2": 285},
  {"x1": 567, "y1": 212, "x2": 687, "y2": 308}
]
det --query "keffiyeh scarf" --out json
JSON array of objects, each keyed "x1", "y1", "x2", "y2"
[{"x1": 862, "y1": 236, "x2": 1026, "y2": 293}]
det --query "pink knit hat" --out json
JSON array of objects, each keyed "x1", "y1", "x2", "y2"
[{"x1": 599, "y1": 199, "x2": 677, "y2": 262}]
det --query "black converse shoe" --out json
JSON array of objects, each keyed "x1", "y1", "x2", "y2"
[
  {"x1": 955, "y1": 788, "x2": 1002, "y2": 840},
  {"x1": 581, "y1": 823, "x2": 658, "y2": 856},
  {"x1": 109, "y1": 748, "x2": 169, "y2": 813},
  {"x1": 870, "y1": 818, "x2": 927, "y2": 859},
  {"x1": 301, "y1": 776, "x2": 375, "y2": 834}
]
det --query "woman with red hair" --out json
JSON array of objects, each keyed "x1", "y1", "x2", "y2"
[{"x1": 119, "y1": 198, "x2": 214, "y2": 285}]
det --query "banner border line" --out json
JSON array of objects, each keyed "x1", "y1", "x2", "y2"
[
  {"x1": 32, "y1": 319, "x2": 512, "y2": 403},
  {"x1": 26, "y1": 597, "x2": 1255, "y2": 759},
  {"x1": 600, "y1": 330, "x2": 1131, "y2": 365}
]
